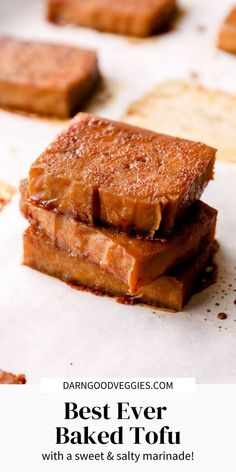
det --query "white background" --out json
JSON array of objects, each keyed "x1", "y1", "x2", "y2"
[{"x1": 0, "y1": 0, "x2": 236, "y2": 383}]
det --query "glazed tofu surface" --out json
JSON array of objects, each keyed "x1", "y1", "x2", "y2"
[
  {"x1": 0, "y1": 36, "x2": 99, "y2": 117},
  {"x1": 47, "y1": 0, "x2": 177, "y2": 37},
  {"x1": 21, "y1": 180, "x2": 217, "y2": 293},
  {"x1": 218, "y1": 7, "x2": 236, "y2": 54},
  {"x1": 29, "y1": 113, "x2": 216, "y2": 235},
  {"x1": 23, "y1": 225, "x2": 213, "y2": 312}
]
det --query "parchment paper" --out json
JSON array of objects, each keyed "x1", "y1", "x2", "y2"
[{"x1": 0, "y1": 0, "x2": 235, "y2": 383}]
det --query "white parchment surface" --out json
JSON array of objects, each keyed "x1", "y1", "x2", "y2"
[{"x1": 0, "y1": 0, "x2": 235, "y2": 383}]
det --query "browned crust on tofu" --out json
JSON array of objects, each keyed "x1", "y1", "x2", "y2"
[
  {"x1": 218, "y1": 7, "x2": 236, "y2": 54},
  {"x1": 0, "y1": 370, "x2": 26, "y2": 384},
  {"x1": 46, "y1": 0, "x2": 177, "y2": 38},
  {"x1": 23, "y1": 225, "x2": 214, "y2": 312},
  {"x1": 0, "y1": 36, "x2": 99, "y2": 118},
  {"x1": 29, "y1": 113, "x2": 216, "y2": 236},
  {"x1": 21, "y1": 179, "x2": 217, "y2": 293}
]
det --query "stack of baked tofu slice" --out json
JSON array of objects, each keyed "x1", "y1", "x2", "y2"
[{"x1": 20, "y1": 113, "x2": 217, "y2": 312}]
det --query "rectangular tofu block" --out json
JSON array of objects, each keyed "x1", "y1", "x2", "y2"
[
  {"x1": 23, "y1": 225, "x2": 214, "y2": 312},
  {"x1": 29, "y1": 113, "x2": 216, "y2": 235},
  {"x1": 21, "y1": 180, "x2": 217, "y2": 293},
  {"x1": 218, "y1": 7, "x2": 236, "y2": 54},
  {"x1": 0, "y1": 36, "x2": 99, "y2": 118},
  {"x1": 47, "y1": 0, "x2": 177, "y2": 38}
]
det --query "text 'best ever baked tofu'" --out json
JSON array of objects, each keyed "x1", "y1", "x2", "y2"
[
  {"x1": 0, "y1": 36, "x2": 99, "y2": 118},
  {"x1": 21, "y1": 180, "x2": 217, "y2": 294},
  {"x1": 23, "y1": 225, "x2": 214, "y2": 312},
  {"x1": 29, "y1": 113, "x2": 216, "y2": 236},
  {"x1": 47, "y1": 0, "x2": 177, "y2": 37},
  {"x1": 218, "y1": 7, "x2": 236, "y2": 54}
]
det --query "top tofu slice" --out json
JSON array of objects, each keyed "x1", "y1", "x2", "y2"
[
  {"x1": 218, "y1": 7, "x2": 236, "y2": 54},
  {"x1": 47, "y1": 0, "x2": 176, "y2": 37},
  {"x1": 29, "y1": 113, "x2": 216, "y2": 235},
  {"x1": 0, "y1": 36, "x2": 99, "y2": 118}
]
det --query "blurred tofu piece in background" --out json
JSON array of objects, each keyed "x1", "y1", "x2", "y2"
[
  {"x1": 124, "y1": 80, "x2": 236, "y2": 163},
  {"x1": 47, "y1": 0, "x2": 177, "y2": 37},
  {"x1": 0, "y1": 36, "x2": 99, "y2": 118},
  {"x1": 218, "y1": 7, "x2": 236, "y2": 54}
]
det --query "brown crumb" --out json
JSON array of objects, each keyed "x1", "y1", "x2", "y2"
[
  {"x1": 190, "y1": 71, "x2": 199, "y2": 79},
  {"x1": 196, "y1": 24, "x2": 206, "y2": 32},
  {"x1": 0, "y1": 179, "x2": 16, "y2": 211},
  {"x1": 207, "y1": 309, "x2": 211, "y2": 313},
  {"x1": 217, "y1": 312, "x2": 227, "y2": 320},
  {"x1": 234, "y1": 300, "x2": 236, "y2": 305},
  {"x1": 0, "y1": 369, "x2": 26, "y2": 384},
  {"x1": 116, "y1": 295, "x2": 137, "y2": 306}
]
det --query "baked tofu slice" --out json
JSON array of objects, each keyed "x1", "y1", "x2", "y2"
[
  {"x1": 47, "y1": 0, "x2": 177, "y2": 38},
  {"x1": 218, "y1": 7, "x2": 236, "y2": 54},
  {"x1": 0, "y1": 370, "x2": 26, "y2": 384},
  {"x1": 21, "y1": 181, "x2": 217, "y2": 293},
  {"x1": 0, "y1": 36, "x2": 99, "y2": 118},
  {"x1": 29, "y1": 113, "x2": 216, "y2": 235},
  {"x1": 23, "y1": 225, "x2": 214, "y2": 312}
]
